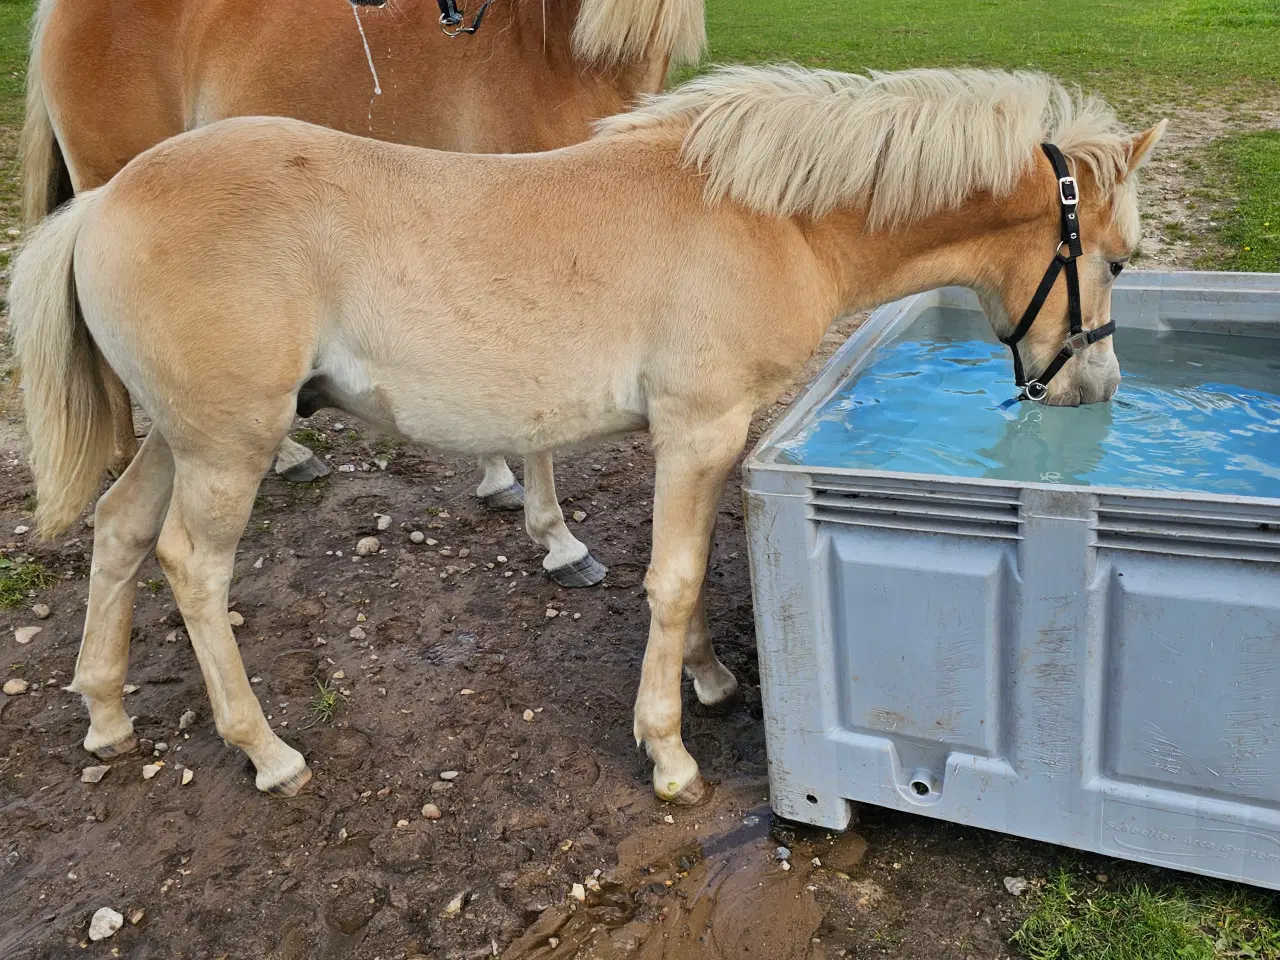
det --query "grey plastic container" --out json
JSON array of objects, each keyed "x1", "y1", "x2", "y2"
[{"x1": 743, "y1": 271, "x2": 1280, "y2": 889}]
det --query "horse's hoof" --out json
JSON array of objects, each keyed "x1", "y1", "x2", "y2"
[
  {"x1": 692, "y1": 674, "x2": 741, "y2": 713},
  {"x1": 480, "y1": 481, "x2": 525, "y2": 511},
  {"x1": 278, "y1": 453, "x2": 330, "y2": 483},
  {"x1": 262, "y1": 763, "x2": 313, "y2": 798},
  {"x1": 548, "y1": 552, "x2": 608, "y2": 588},
  {"x1": 656, "y1": 771, "x2": 709, "y2": 807},
  {"x1": 91, "y1": 733, "x2": 139, "y2": 761}
]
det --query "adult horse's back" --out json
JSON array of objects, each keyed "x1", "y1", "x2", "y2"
[{"x1": 20, "y1": 0, "x2": 702, "y2": 586}]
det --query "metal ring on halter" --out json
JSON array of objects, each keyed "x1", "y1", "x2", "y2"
[{"x1": 1024, "y1": 381, "x2": 1049, "y2": 402}]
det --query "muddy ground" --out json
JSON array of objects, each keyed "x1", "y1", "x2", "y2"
[{"x1": 1, "y1": 100, "x2": 1276, "y2": 959}]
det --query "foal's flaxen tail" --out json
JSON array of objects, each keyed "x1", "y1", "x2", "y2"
[{"x1": 9, "y1": 191, "x2": 113, "y2": 539}]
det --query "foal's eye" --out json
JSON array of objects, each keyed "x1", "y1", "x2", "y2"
[{"x1": 1109, "y1": 261, "x2": 1125, "y2": 278}]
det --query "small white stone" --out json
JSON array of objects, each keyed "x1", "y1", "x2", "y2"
[
  {"x1": 425, "y1": 538, "x2": 439, "y2": 547},
  {"x1": 227, "y1": 611, "x2": 245, "y2": 627},
  {"x1": 332, "y1": 670, "x2": 346, "y2": 680},
  {"x1": 178, "y1": 709, "x2": 197, "y2": 730},
  {"x1": 88, "y1": 907, "x2": 124, "y2": 941},
  {"x1": 14, "y1": 626, "x2": 41, "y2": 645},
  {"x1": 523, "y1": 709, "x2": 535, "y2": 722},
  {"x1": 396, "y1": 818, "x2": 410, "y2": 828},
  {"x1": 572, "y1": 510, "x2": 587, "y2": 523},
  {"x1": 123, "y1": 684, "x2": 139, "y2": 695},
  {"x1": 459, "y1": 688, "x2": 475, "y2": 696},
  {"x1": 338, "y1": 464, "x2": 356, "y2": 473},
  {"x1": 331, "y1": 422, "x2": 346, "y2": 432},
  {"x1": 497, "y1": 555, "x2": 507, "y2": 563},
  {"x1": 142, "y1": 763, "x2": 163, "y2": 780},
  {"x1": 356, "y1": 537, "x2": 380, "y2": 557},
  {"x1": 570, "y1": 883, "x2": 586, "y2": 902},
  {"x1": 444, "y1": 892, "x2": 466, "y2": 917},
  {"x1": 376, "y1": 514, "x2": 392, "y2": 531},
  {"x1": 32, "y1": 603, "x2": 51, "y2": 620},
  {"x1": 13, "y1": 524, "x2": 30, "y2": 535},
  {"x1": 1004, "y1": 876, "x2": 1029, "y2": 896},
  {"x1": 181, "y1": 767, "x2": 194, "y2": 785},
  {"x1": 409, "y1": 531, "x2": 426, "y2": 544},
  {"x1": 545, "y1": 608, "x2": 559, "y2": 619},
  {"x1": 349, "y1": 627, "x2": 366, "y2": 640},
  {"x1": 356, "y1": 612, "x2": 367, "y2": 622},
  {"x1": 3, "y1": 679, "x2": 29, "y2": 696},
  {"x1": 439, "y1": 770, "x2": 459, "y2": 781},
  {"x1": 81, "y1": 765, "x2": 110, "y2": 784},
  {"x1": 663, "y1": 814, "x2": 675, "y2": 824},
  {"x1": 781, "y1": 860, "x2": 792, "y2": 872},
  {"x1": 422, "y1": 803, "x2": 442, "y2": 820},
  {"x1": 252, "y1": 557, "x2": 264, "y2": 569}
]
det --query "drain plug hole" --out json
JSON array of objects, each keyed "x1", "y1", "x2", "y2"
[{"x1": 910, "y1": 780, "x2": 930, "y2": 796}]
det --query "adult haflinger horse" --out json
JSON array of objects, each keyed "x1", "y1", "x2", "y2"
[
  {"x1": 20, "y1": 0, "x2": 705, "y2": 587},
  {"x1": 11, "y1": 65, "x2": 1164, "y2": 800}
]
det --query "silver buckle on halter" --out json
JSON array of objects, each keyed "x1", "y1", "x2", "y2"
[
  {"x1": 1024, "y1": 381, "x2": 1049, "y2": 402},
  {"x1": 1058, "y1": 176, "x2": 1079, "y2": 206},
  {"x1": 1064, "y1": 330, "x2": 1091, "y2": 356}
]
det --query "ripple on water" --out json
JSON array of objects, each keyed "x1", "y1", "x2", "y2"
[{"x1": 774, "y1": 313, "x2": 1280, "y2": 500}]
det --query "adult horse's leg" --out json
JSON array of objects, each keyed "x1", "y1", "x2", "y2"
[
  {"x1": 157, "y1": 450, "x2": 310, "y2": 796},
  {"x1": 274, "y1": 435, "x2": 330, "y2": 482},
  {"x1": 682, "y1": 566, "x2": 739, "y2": 709},
  {"x1": 69, "y1": 430, "x2": 175, "y2": 759},
  {"x1": 475, "y1": 454, "x2": 525, "y2": 511},
  {"x1": 102, "y1": 346, "x2": 140, "y2": 477},
  {"x1": 524, "y1": 452, "x2": 607, "y2": 587},
  {"x1": 635, "y1": 408, "x2": 751, "y2": 803}
]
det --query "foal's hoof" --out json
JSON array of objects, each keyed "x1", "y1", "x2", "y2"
[
  {"x1": 655, "y1": 771, "x2": 710, "y2": 807},
  {"x1": 548, "y1": 552, "x2": 608, "y2": 588},
  {"x1": 480, "y1": 481, "x2": 525, "y2": 511},
  {"x1": 690, "y1": 668, "x2": 741, "y2": 713},
  {"x1": 262, "y1": 763, "x2": 313, "y2": 798},
  {"x1": 91, "y1": 733, "x2": 139, "y2": 761},
  {"x1": 278, "y1": 453, "x2": 330, "y2": 483}
]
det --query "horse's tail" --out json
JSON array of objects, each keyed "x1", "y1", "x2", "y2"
[
  {"x1": 573, "y1": 0, "x2": 705, "y2": 68},
  {"x1": 9, "y1": 189, "x2": 113, "y2": 539},
  {"x1": 20, "y1": 0, "x2": 74, "y2": 230}
]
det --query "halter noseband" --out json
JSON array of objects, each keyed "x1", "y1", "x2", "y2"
[{"x1": 999, "y1": 143, "x2": 1115, "y2": 402}]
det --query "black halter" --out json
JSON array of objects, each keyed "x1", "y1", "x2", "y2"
[
  {"x1": 436, "y1": 0, "x2": 492, "y2": 35},
  {"x1": 999, "y1": 143, "x2": 1115, "y2": 402}
]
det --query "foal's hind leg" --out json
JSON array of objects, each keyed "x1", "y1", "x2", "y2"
[
  {"x1": 157, "y1": 457, "x2": 310, "y2": 796},
  {"x1": 475, "y1": 454, "x2": 525, "y2": 511},
  {"x1": 70, "y1": 430, "x2": 175, "y2": 758},
  {"x1": 524, "y1": 452, "x2": 607, "y2": 588}
]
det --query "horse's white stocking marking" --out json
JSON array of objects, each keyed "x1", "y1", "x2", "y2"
[
  {"x1": 475, "y1": 454, "x2": 518, "y2": 499},
  {"x1": 71, "y1": 430, "x2": 175, "y2": 758},
  {"x1": 156, "y1": 457, "x2": 309, "y2": 795},
  {"x1": 523, "y1": 452, "x2": 589, "y2": 571}
]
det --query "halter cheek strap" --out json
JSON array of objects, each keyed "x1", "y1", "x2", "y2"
[
  {"x1": 437, "y1": 0, "x2": 492, "y2": 35},
  {"x1": 999, "y1": 143, "x2": 1116, "y2": 402}
]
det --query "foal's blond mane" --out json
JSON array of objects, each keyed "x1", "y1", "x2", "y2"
[
  {"x1": 597, "y1": 65, "x2": 1139, "y2": 230},
  {"x1": 573, "y1": 0, "x2": 705, "y2": 68}
]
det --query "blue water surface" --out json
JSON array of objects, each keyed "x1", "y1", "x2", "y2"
[{"x1": 772, "y1": 312, "x2": 1280, "y2": 499}]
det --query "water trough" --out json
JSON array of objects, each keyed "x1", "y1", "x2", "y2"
[{"x1": 743, "y1": 270, "x2": 1280, "y2": 889}]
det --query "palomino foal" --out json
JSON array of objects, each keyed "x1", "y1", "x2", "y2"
[
  {"x1": 12, "y1": 66, "x2": 1164, "y2": 799},
  {"x1": 21, "y1": 0, "x2": 706, "y2": 587}
]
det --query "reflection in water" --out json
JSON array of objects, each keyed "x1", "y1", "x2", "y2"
[{"x1": 772, "y1": 312, "x2": 1280, "y2": 499}]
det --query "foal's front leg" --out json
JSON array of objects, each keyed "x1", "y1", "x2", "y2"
[{"x1": 635, "y1": 410, "x2": 750, "y2": 803}]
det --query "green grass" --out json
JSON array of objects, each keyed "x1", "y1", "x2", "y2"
[
  {"x1": 0, "y1": 556, "x2": 54, "y2": 608},
  {"x1": 703, "y1": 0, "x2": 1280, "y2": 100},
  {"x1": 307, "y1": 679, "x2": 344, "y2": 727},
  {"x1": 1208, "y1": 131, "x2": 1280, "y2": 272},
  {"x1": 1014, "y1": 868, "x2": 1280, "y2": 960},
  {"x1": 290, "y1": 428, "x2": 332, "y2": 454}
]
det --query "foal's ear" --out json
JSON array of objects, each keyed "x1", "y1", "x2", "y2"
[{"x1": 1123, "y1": 119, "x2": 1169, "y2": 177}]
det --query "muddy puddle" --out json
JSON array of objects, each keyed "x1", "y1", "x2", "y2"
[{"x1": 502, "y1": 785, "x2": 871, "y2": 960}]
